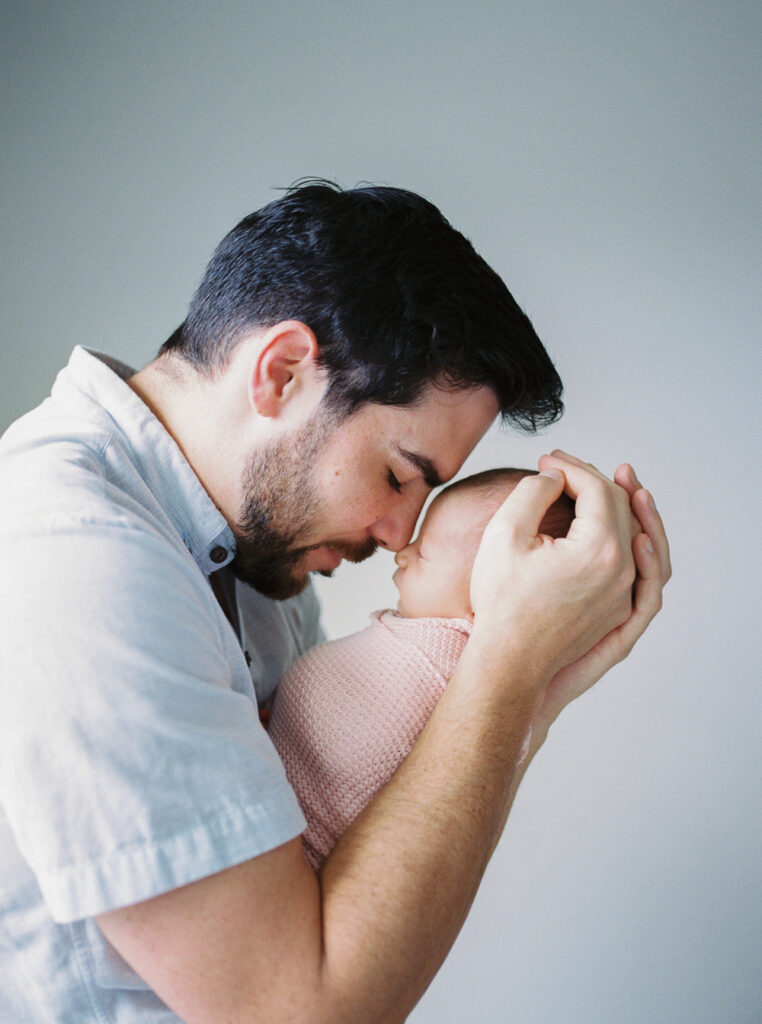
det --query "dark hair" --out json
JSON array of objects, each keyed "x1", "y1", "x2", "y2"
[{"x1": 161, "y1": 179, "x2": 563, "y2": 430}]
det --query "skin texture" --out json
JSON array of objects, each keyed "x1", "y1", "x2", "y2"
[
  {"x1": 101, "y1": 326, "x2": 671, "y2": 1024},
  {"x1": 393, "y1": 488, "x2": 478, "y2": 619},
  {"x1": 129, "y1": 323, "x2": 498, "y2": 588},
  {"x1": 393, "y1": 470, "x2": 585, "y2": 620}
]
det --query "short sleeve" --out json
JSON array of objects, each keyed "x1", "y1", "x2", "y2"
[{"x1": 0, "y1": 519, "x2": 306, "y2": 923}]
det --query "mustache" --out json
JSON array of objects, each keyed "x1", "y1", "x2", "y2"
[{"x1": 315, "y1": 537, "x2": 379, "y2": 564}]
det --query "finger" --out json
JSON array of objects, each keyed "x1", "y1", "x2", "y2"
[
  {"x1": 631, "y1": 488, "x2": 672, "y2": 583},
  {"x1": 487, "y1": 468, "x2": 566, "y2": 542},
  {"x1": 627, "y1": 510, "x2": 641, "y2": 541},
  {"x1": 612, "y1": 466, "x2": 652, "y2": 543},
  {"x1": 539, "y1": 452, "x2": 614, "y2": 494},
  {"x1": 630, "y1": 532, "x2": 664, "y2": 623},
  {"x1": 538, "y1": 453, "x2": 631, "y2": 536},
  {"x1": 550, "y1": 454, "x2": 643, "y2": 501},
  {"x1": 601, "y1": 533, "x2": 664, "y2": 665},
  {"x1": 544, "y1": 449, "x2": 606, "y2": 479},
  {"x1": 613, "y1": 462, "x2": 643, "y2": 498},
  {"x1": 602, "y1": 535, "x2": 663, "y2": 663}
]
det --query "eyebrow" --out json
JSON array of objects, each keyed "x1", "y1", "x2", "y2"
[{"x1": 393, "y1": 444, "x2": 444, "y2": 489}]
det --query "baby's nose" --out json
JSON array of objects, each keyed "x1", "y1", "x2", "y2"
[{"x1": 394, "y1": 548, "x2": 408, "y2": 567}]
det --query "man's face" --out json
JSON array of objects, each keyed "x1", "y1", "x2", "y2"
[{"x1": 230, "y1": 384, "x2": 499, "y2": 599}]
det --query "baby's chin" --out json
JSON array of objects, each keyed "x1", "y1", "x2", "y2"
[
  {"x1": 395, "y1": 595, "x2": 424, "y2": 619},
  {"x1": 395, "y1": 596, "x2": 473, "y2": 621}
]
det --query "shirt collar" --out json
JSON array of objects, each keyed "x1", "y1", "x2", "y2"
[{"x1": 54, "y1": 346, "x2": 236, "y2": 575}]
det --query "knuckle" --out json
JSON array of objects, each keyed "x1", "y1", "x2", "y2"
[
  {"x1": 620, "y1": 551, "x2": 637, "y2": 587},
  {"x1": 599, "y1": 537, "x2": 633, "y2": 586},
  {"x1": 614, "y1": 486, "x2": 632, "y2": 515},
  {"x1": 598, "y1": 537, "x2": 619, "y2": 569}
]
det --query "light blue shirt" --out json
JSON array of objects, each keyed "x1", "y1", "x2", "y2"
[{"x1": 0, "y1": 348, "x2": 322, "y2": 1021}]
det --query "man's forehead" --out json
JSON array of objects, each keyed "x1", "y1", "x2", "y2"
[
  {"x1": 412, "y1": 381, "x2": 499, "y2": 419},
  {"x1": 389, "y1": 385, "x2": 498, "y2": 476}
]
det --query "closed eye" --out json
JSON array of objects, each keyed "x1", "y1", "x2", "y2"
[{"x1": 388, "y1": 470, "x2": 402, "y2": 494}]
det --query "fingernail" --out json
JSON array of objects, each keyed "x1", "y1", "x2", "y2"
[
  {"x1": 645, "y1": 538, "x2": 654, "y2": 553},
  {"x1": 648, "y1": 494, "x2": 656, "y2": 511},
  {"x1": 540, "y1": 469, "x2": 563, "y2": 482}
]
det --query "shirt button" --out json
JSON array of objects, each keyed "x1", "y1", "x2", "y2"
[{"x1": 209, "y1": 545, "x2": 228, "y2": 564}]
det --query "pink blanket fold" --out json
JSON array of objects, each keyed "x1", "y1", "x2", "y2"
[{"x1": 269, "y1": 610, "x2": 472, "y2": 869}]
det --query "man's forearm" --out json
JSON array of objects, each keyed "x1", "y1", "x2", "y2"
[{"x1": 317, "y1": 635, "x2": 546, "y2": 1022}]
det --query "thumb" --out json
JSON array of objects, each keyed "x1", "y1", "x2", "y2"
[{"x1": 486, "y1": 469, "x2": 566, "y2": 544}]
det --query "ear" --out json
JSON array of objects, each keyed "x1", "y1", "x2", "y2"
[{"x1": 249, "y1": 321, "x2": 320, "y2": 418}]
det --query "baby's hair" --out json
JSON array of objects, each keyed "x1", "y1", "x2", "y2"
[{"x1": 442, "y1": 467, "x2": 576, "y2": 543}]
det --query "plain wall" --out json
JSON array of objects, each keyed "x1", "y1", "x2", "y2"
[{"x1": 1, "y1": 3, "x2": 759, "y2": 1021}]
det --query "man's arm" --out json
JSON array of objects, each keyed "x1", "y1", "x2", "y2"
[{"x1": 97, "y1": 455, "x2": 669, "y2": 1024}]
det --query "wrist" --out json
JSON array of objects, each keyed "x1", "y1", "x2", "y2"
[
  {"x1": 466, "y1": 619, "x2": 557, "y2": 699},
  {"x1": 444, "y1": 633, "x2": 549, "y2": 768}
]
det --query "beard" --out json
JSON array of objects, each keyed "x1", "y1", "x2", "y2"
[{"x1": 230, "y1": 409, "x2": 378, "y2": 600}]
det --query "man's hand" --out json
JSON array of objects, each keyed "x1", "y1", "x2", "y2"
[
  {"x1": 469, "y1": 449, "x2": 638, "y2": 700},
  {"x1": 527, "y1": 453, "x2": 671, "y2": 743}
]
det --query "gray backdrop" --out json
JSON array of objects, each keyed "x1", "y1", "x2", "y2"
[{"x1": 2, "y1": 3, "x2": 759, "y2": 1021}]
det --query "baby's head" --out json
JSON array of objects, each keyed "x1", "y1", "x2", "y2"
[{"x1": 393, "y1": 468, "x2": 575, "y2": 620}]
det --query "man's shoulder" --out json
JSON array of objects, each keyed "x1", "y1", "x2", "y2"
[
  {"x1": 2, "y1": 391, "x2": 114, "y2": 514},
  {"x1": 0, "y1": 393, "x2": 184, "y2": 558},
  {"x1": 0, "y1": 414, "x2": 214, "y2": 633},
  {"x1": 0, "y1": 427, "x2": 161, "y2": 551}
]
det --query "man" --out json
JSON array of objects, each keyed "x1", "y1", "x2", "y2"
[{"x1": 0, "y1": 181, "x2": 669, "y2": 1023}]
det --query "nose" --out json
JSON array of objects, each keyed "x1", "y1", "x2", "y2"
[
  {"x1": 370, "y1": 504, "x2": 421, "y2": 553},
  {"x1": 394, "y1": 546, "x2": 410, "y2": 567}
]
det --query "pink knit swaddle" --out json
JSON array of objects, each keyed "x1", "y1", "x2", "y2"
[{"x1": 269, "y1": 611, "x2": 471, "y2": 869}]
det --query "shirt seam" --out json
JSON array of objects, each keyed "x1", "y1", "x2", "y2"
[
  {"x1": 70, "y1": 922, "x2": 114, "y2": 1024},
  {"x1": 46, "y1": 777, "x2": 302, "y2": 878}
]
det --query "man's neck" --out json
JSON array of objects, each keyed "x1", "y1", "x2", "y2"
[{"x1": 127, "y1": 356, "x2": 243, "y2": 526}]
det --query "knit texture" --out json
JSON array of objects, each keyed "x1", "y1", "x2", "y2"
[{"x1": 269, "y1": 610, "x2": 472, "y2": 869}]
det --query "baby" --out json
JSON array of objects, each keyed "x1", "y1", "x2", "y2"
[{"x1": 268, "y1": 468, "x2": 575, "y2": 870}]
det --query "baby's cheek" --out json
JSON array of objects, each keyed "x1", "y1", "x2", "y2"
[{"x1": 444, "y1": 565, "x2": 474, "y2": 619}]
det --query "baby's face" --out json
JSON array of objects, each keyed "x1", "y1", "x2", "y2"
[{"x1": 392, "y1": 489, "x2": 476, "y2": 620}]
